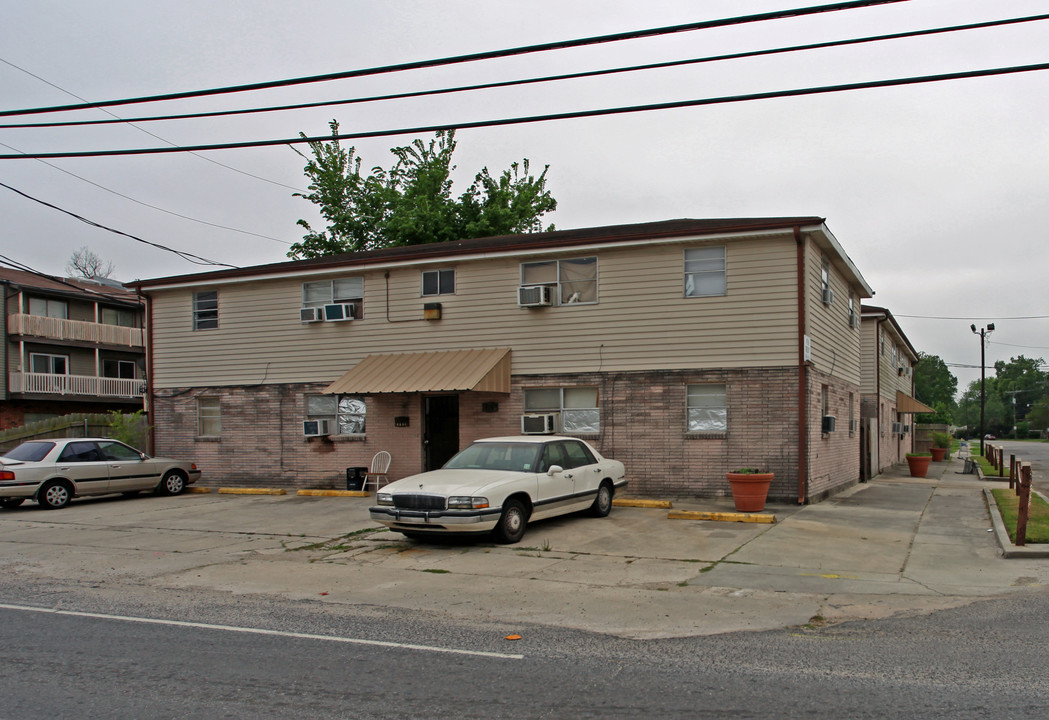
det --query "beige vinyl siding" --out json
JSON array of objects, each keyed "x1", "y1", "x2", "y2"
[
  {"x1": 805, "y1": 238, "x2": 861, "y2": 386},
  {"x1": 860, "y1": 319, "x2": 880, "y2": 394},
  {"x1": 149, "y1": 235, "x2": 801, "y2": 388}
]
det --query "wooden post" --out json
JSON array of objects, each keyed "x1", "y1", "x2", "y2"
[
  {"x1": 1016, "y1": 464, "x2": 1032, "y2": 547},
  {"x1": 1008, "y1": 454, "x2": 1016, "y2": 490}
]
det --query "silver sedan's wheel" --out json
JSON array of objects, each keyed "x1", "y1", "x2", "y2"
[
  {"x1": 38, "y1": 481, "x2": 72, "y2": 510},
  {"x1": 589, "y1": 481, "x2": 613, "y2": 518},
  {"x1": 493, "y1": 499, "x2": 528, "y2": 544},
  {"x1": 157, "y1": 470, "x2": 187, "y2": 496}
]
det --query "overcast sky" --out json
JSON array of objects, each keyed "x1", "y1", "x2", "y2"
[{"x1": 2, "y1": 0, "x2": 1047, "y2": 394}]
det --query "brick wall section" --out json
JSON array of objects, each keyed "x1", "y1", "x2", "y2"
[
  {"x1": 153, "y1": 366, "x2": 861, "y2": 501},
  {"x1": 807, "y1": 369, "x2": 861, "y2": 501}
]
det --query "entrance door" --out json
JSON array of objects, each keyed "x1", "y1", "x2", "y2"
[{"x1": 424, "y1": 395, "x2": 460, "y2": 471}]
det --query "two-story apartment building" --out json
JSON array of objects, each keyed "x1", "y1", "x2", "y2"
[
  {"x1": 1, "y1": 268, "x2": 146, "y2": 430},
  {"x1": 134, "y1": 217, "x2": 877, "y2": 503},
  {"x1": 859, "y1": 304, "x2": 933, "y2": 478}
]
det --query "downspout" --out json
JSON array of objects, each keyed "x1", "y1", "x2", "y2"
[
  {"x1": 794, "y1": 227, "x2": 808, "y2": 504},
  {"x1": 141, "y1": 288, "x2": 156, "y2": 455},
  {"x1": 876, "y1": 316, "x2": 887, "y2": 472}
]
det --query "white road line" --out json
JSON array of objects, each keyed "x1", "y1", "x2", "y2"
[{"x1": 0, "y1": 602, "x2": 524, "y2": 660}]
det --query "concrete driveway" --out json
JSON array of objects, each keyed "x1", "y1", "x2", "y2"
[{"x1": 1, "y1": 459, "x2": 1046, "y2": 639}]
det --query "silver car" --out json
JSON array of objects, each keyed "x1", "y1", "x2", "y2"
[{"x1": 0, "y1": 438, "x2": 201, "y2": 510}]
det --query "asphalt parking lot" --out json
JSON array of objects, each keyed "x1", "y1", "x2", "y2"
[{"x1": 1, "y1": 459, "x2": 1047, "y2": 639}]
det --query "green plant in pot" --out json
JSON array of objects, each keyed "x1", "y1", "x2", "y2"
[
  {"x1": 930, "y1": 431, "x2": 951, "y2": 462},
  {"x1": 726, "y1": 467, "x2": 774, "y2": 512}
]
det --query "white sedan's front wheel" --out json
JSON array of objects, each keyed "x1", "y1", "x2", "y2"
[
  {"x1": 589, "y1": 481, "x2": 613, "y2": 518},
  {"x1": 157, "y1": 470, "x2": 187, "y2": 496},
  {"x1": 493, "y1": 499, "x2": 528, "y2": 544}
]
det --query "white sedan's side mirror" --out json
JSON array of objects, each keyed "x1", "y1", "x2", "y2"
[{"x1": 546, "y1": 465, "x2": 564, "y2": 476}]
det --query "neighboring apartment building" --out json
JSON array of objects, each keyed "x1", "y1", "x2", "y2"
[
  {"x1": 134, "y1": 217, "x2": 877, "y2": 503},
  {"x1": 859, "y1": 304, "x2": 933, "y2": 479},
  {"x1": 1, "y1": 268, "x2": 146, "y2": 430}
]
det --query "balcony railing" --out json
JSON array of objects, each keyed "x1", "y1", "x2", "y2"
[
  {"x1": 8, "y1": 372, "x2": 145, "y2": 398},
  {"x1": 7, "y1": 313, "x2": 144, "y2": 347}
]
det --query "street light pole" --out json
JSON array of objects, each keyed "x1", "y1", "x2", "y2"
[{"x1": 971, "y1": 323, "x2": 995, "y2": 456}]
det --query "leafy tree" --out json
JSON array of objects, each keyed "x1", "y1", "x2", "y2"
[
  {"x1": 290, "y1": 123, "x2": 556, "y2": 259},
  {"x1": 913, "y1": 352, "x2": 957, "y2": 423},
  {"x1": 66, "y1": 246, "x2": 114, "y2": 279},
  {"x1": 992, "y1": 355, "x2": 1047, "y2": 421},
  {"x1": 1027, "y1": 397, "x2": 1049, "y2": 433}
]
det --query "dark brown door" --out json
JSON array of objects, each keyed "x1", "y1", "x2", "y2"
[{"x1": 424, "y1": 395, "x2": 460, "y2": 471}]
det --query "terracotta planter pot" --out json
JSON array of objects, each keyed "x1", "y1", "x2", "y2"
[
  {"x1": 906, "y1": 455, "x2": 931, "y2": 477},
  {"x1": 726, "y1": 472, "x2": 774, "y2": 512},
  {"x1": 930, "y1": 447, "x2": 947, "y2": 462}
]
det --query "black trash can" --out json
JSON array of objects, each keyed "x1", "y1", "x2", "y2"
[{"x1": 346, "y1": 466, "x2": 368, "y2": 491}]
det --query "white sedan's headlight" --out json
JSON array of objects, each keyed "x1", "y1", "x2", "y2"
[
  {"x1": 447, "y1": 496, "x2": 489, "y2": 509},
  {"x1": 376, "y1": 493, "x2": 394, "y2": 506}
]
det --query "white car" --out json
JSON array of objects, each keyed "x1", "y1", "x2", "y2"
[
  {"x1": 370, "y1": 436, "x2": 627, "y2": 543},
  {"x1": 0, "y1": 437, "x2": 201, "y2": 510}
]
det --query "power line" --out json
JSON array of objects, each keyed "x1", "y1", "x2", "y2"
[
  {"x1": 3, "y1": 12, "x2": 1041, "y2": 131},
  {"x1": 0, "y1": 181, "x2": 238, "y2": 268},
  {"x1": 0, "y1": 56, "x2": 304, "y2": 193},
  {"x1": 0, "y1": 1, "x2": 909, "y2": 118},
  {"x1": 895, "y1": 313, "x2": 1049, "y2": 320},
  {"x1": 0, "y1": 142, "x2": 293, "y2": 245},
  {"x1": 3, "y1": 61, "x2": 1047, "y2": 160}
]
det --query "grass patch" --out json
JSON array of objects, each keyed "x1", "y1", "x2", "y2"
[{"x1": 991, "y1": 489, "x2": 1049, "y2": 543}]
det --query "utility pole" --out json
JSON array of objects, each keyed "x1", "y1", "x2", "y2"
[{"x1": 971, "y1": 323, "x2": 995, "y2": 456}]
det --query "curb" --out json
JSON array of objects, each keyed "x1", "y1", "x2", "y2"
[
  {"x1": 668, "y1": 509, "x2": 775, "y2": 524},
  {"x1": 297, "y1": 489, "x2": 370, "y2": 497},
  {"x1": 983, "y1": 487, "x2": 1049, "y2": 559},
  {"x1": 217, "y1": 488, "x2": 286, "y2": 496},
  {"x1": 185, "y1": 487, "x2": 211, "y2": 494},
  {"x1": 613, "y1": 499, "x2": 673, "y2": 509}
]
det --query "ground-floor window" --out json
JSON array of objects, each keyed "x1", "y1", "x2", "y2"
[
  {"x1": 197, "y1": 396, "x2": 221, "y2": 437},
  {"x1": 686, "y1": 384, "x2": 727, "y2": 432},
  {"x1": 524, "y1": 387, "x2": 599, "y2": 433},
  {"x1": 306, "y1": 394, "x2": 367, "y2": 435}
]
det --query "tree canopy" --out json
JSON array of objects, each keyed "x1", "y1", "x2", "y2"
[
  {"x1": 955, "y1": 354, "x2": 1049, "y2": 436},
  {"x1": 913, "y1": 352, "x2": 957, "y2": 424},
  {"x1": 289, "y1": 123, "x2": 557, "y2": 259}
]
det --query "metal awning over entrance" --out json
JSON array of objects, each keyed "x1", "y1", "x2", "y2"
[
  {"x1": 896, "y1": 391, "x2": 935, "y2": 415},
  {"x1": 324, "y1": 347, "x2": 511, "y2": 395}
]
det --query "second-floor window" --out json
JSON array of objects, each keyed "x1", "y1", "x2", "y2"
[
  {"x1": 193, "y1": 291, "x2": 218, "y2": 330},
  {"x1": 521, "y1": 257, "x2": 597, "y2": 305},
  {"x1": 102, "y1": 307, "x2": 136, "y2": 327},
  {"x1": 30, "y1": 353, "x2": 68, "y2": 375},
  {"x1": 303, "y1": 277, "x2": 364, "y2": 317},
  {"x1": 421, "y1": 269, "x2": 455, "y2": 296},
  {"x1": 684, "y1": 246, "x2": 726, "y2": 297},
  {"x1": 28, "y1": 297, "x2": 68, "y2": 319},
  {"x1": 102, "y1": 359, "x2": 137, "y2": 379}
]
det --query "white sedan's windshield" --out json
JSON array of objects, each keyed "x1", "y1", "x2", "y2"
[{"x1": 443, "y1": 443, "x2": 542, "y2": 472}]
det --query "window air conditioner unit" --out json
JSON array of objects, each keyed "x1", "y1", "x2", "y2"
[
  {"x1": 903, "y1": 424, "x2": 911, "y2": 434},
  {"x1": 822, "y1": 287, "x2": 834, "y2": 305},
  {"x1": 323, "y1": 303, "x2": 355, "y2": 321},
  {"x1": 303, "y1": 419, "x2": 331, "y2": 437},
  {"x1": 300, "y1": 307, "x2": 323, "y2": 323},
  {"x1": 891, "y1": 421, "x2": 903, "y2": 434},
  {"x1": 850, "y1": 418, "x2": 860, "y2": 434},
  {"x1": 821, "y1": 415, "x2": 836, "y2": 434},
  {"x1": 518, "y1": 285, "x2": 553, "y2": 307},
  {"x1": 849, "y1": 312, "x2": 859, "y2": 328},
  {"x1": 521, "y1": 413, "x2": 559, "y2": 435}
]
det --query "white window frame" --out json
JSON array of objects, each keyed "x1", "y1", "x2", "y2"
[
  {"x1": 30, "y1": 352, "x2": 69, "y2": 375},
  {"x1": 193, "y1": 291, "x2": 218, "y2": 331},
  {"x1": 421, "y1": 269, "x2": 455, "y2": 296},
  {"x1": 102, "y1": 359, "x2": 137, "y2": 379},
  {"x1": 524, "y1": 387, "x2": 600, "y2": 433},
  {"x1": 305, "y1": 394, "x2": 367, "y2": 435},
  {"x1": 683, "y1": 246, "x2": 727, "y2": 298},
  {"x1": 302, "y1": 277, "x2": 363, "y2": 307},
  {"x1": 520, "y1": 257, "x2": 598, "y2": 305},
  {"x1": 686, "y1": 384, "x2": 727, "y2": 432},
  {"x1": 197, "y1": 396, "x2": 221, "y2": 437},
  {"x1": 28, "y1": 297, "x2": 68, "y2": 319}
]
